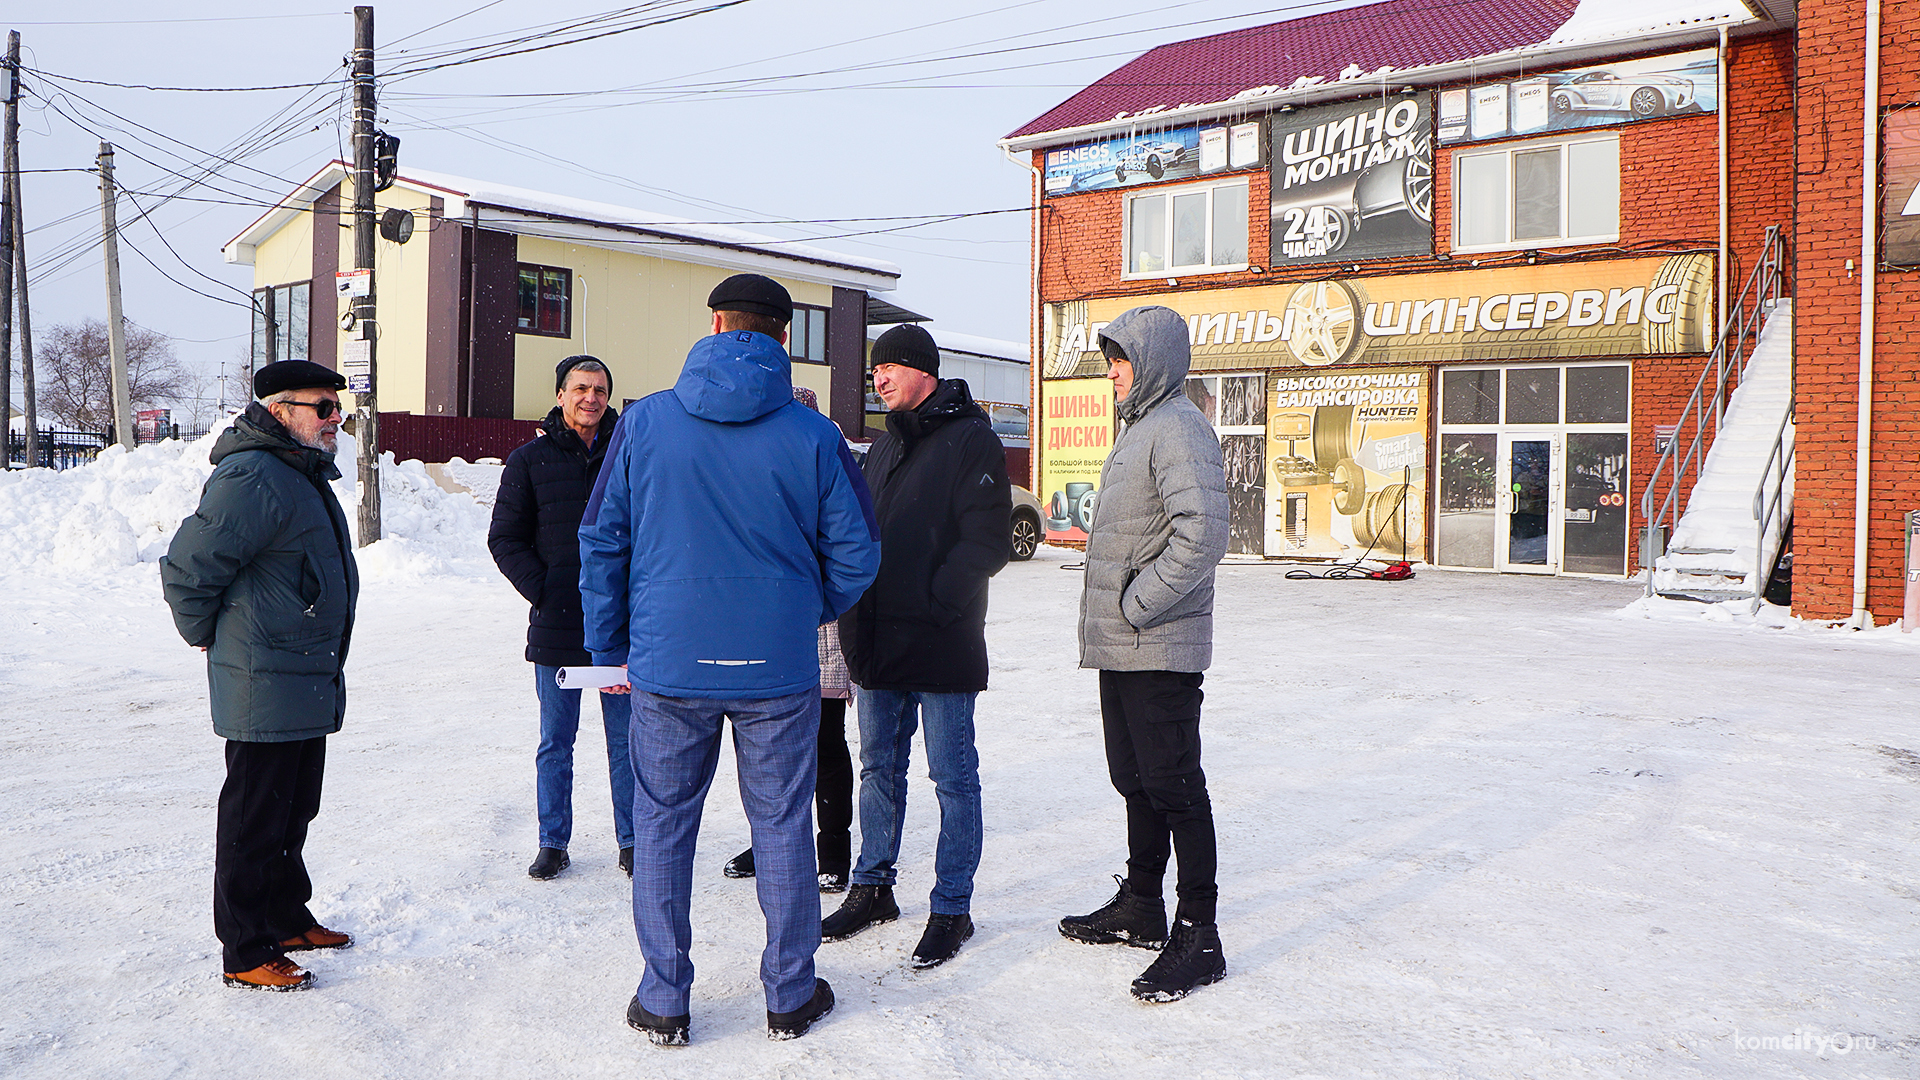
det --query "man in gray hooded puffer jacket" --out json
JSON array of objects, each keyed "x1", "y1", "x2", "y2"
[{"x1": 1062, "y1": 304, "x2": 1230, "y2": 1003}]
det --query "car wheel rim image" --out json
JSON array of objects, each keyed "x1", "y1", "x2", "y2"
[
  {"x1": 1632, "y1": 87, "x2": 1662, "y2": 117},
  {"x1": 1402, "y1": 138, "x2": 1434, "y2": 224},
  {"x1": 1284, "y1": 281, "x2": 1362, "y2": 367}
]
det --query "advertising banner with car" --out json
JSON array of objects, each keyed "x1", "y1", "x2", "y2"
[
  {"x1": 1037, "y1": 378, "x2": 1114, "y2": 542},
  {"x1": 1267, "y1": 93, "x2": 1433, "y2": 266},
  {"x1": 1042, "y1": 117, "x2": 1264, "y2": 197},
  {"x1": 1265, "y1": 368, "x2": 1427, "y2": 561},
  {"x1": 1884, "y1": 107, "x2": 1920, "y2": 267},
  {"x1": 1436, "y1": 48, "x2": 1718, "y2": 146},
  {"x1": 1040, "y1": 254, "x2": 1715, "y2": 376}
]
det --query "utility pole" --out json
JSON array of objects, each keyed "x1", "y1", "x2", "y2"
[
  {"x1": 9, "y1": 31, "x2": 36, "y2": 468},
  {"x1": 97, "y1": 143, "x2": 133, "y2": 449},
  {"x1": 0, "y1": 32, "x2": 13, "y2": 469},
  {"x1": 350, "y1": 5, "x2": 381, "y2": 543}
]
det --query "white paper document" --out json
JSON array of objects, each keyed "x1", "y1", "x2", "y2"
[{"x1": 554, "y1": 666, "x2": 629, "y2": 690}]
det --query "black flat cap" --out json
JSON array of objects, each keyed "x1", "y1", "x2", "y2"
[
  {"x1": 706, "y1": 273, "x2": 792, "y2": 322},
  {"x1": 254, "y1": 360, "x2": 347, "y2": 398}
]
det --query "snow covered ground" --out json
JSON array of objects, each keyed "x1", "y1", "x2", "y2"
[{"x1": 2, "y1": 438, "x2": 1917, "y2": 1078}]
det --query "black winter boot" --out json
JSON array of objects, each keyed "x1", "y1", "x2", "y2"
[
  {"x1": 820, "y1": 883, "x2": 899, "y2": 941},
  {"x1": 527, "y1": 847, "x2": 569, "y2": 880},
  {"x1": 1129, "y1": 918, "x2": 1225, "y2": 1002},
  {"x1": 723, "y1": 847, "x2": 755, "y2": 878},
  {"x1": 910, "y1": 913, "x2": 974, "y2": 969},
  {"x1": 1060, "y1": 875, "x2": 1168, "y2": 949}
]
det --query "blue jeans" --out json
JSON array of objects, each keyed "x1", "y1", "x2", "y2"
[
  {"x1": 853, "y1": 689, "x2": 982, "y2": 915},
  {"x1": 533, "y1": 665, "x2": 635, "y2": 851},
  {"x1": 628, "y1": 689, "x2": 821, "y2": 1016}
]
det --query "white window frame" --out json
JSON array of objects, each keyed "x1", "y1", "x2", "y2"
[
  {"x1": 1451, "y1": 133, "x2": 1620, "y2": 253},
  {"x1": 1121, "y1": 177, "x2": 1250, "y2": 280}
]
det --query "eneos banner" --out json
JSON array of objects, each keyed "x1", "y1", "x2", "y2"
[{"x1": 1437, "y1": 49, "x2": 1719, "y2": 145}]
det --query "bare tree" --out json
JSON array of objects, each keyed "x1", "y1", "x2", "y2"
[{"x1": 38, "y1": 318, "x2": 193, "y2": 432}]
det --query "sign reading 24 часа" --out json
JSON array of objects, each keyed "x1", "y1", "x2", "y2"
[{"x1": 1268, "y1": 93, "x2": 1434, "y2": 266}]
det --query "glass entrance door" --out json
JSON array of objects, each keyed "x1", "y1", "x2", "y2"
[{"x1": 1498, "y1": 433, "x2": 1558, "y2": 573}]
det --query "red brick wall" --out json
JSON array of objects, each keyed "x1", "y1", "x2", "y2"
[
  {"x1": 1033, "y1": 33, "x2": 1798, "y2": 573},
  {"x1": 1792, "y1": 0, "x2": 1920, "y2": 621}
]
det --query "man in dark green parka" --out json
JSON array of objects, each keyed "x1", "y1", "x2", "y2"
[{"x1": 161, "y1": 360, "x2": 361, "y2": 992}]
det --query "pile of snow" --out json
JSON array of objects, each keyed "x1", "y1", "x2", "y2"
[
  {"x1": 1548, "y1": 0, "x2": 1753, "y2": 45},
  {"x1": 0, "y1": 421, "x2": 495, "y2": 582}
]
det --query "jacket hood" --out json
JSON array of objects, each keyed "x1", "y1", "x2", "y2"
[
  {"x1": 1098, "y1": 305, "x2": 1191, "y2": 425},
  {"x1": 673, "y1": 330, "x2": 793, "y2": 424},
  {"x1": 211, "y1": 402, "x2": 341, "y2": 480},
  {"x1": 541, "y1": 404, "x2": 619, "y2": 453},
  {"x1": 886, "y1": 378, "x2": 990, "y2": 445}
]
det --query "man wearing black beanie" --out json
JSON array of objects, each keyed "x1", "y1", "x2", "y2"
[{"x1": 826, "y1": 323, "x2": 1011, "y2": 969}]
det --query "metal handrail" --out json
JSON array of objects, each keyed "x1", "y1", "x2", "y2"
[
  {"x1": 1750, "y1": 395, "x2": 1795, "y2": 612},
  {"x1": 1640, "y1": 226, "x2": 1790, "y2": 593}
]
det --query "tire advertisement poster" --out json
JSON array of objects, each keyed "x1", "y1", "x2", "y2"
[
  {"x1": 1265, "y1": 369, "x2": 1428, "y2": 561},
  {"x1": 1268, "y1": 93, "x2": 1433, "y2": 265},
  {"x1": 1436, "y1": 49, "x2": 1719, "y2": 146},
  {"x1": 1885, "y1": 108, "x2": 1920, "y2": 267},
  {"x1": 1039, "y1": 254, "x2": 1716, "y2": 376},
  {"x1": 1037, "y1": 378, "x2": 1115, "y2": 543}
]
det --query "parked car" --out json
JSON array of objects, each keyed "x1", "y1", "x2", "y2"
[
  {"x1": 848, "y1": 441, "x2": 1044, "y2": 561},
  {"x1": 1010, "y1": 485, "x2": 1044, "y2": 561},
  {"x1": 1549, "y1": 70, "x2": 1696, "y2": 118}
]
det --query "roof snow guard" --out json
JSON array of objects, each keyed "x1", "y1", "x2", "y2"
[{"x1": 1003, "y1": 0, "x2": 1767, "y2": 149}]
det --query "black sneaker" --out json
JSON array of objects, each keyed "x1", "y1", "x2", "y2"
[
  {"x1": 527, "y1": 847, "x2": 569, "y2": 880},
  {"x1": 1129, "y1": 919, "x2": 1225, "y2": 1002},
  {"x1": 626, "y1": 995, "x2": 690, "y2": 1046},
  {"x1": 910, "y1": 913, "x2": 974, "y2": 969},
  {"x1": 820, "y1": 883, "x2": 898, "y2": 941},
  {"x1": 818, "y1": 868, "x2": 849, "y2": 893},
  {"x1": 1060, "y1": 875, "x2": 1167, "y2": 949},
  {"x1": 723, "y1": 847, "x2": 755, "y2": 878},
  {"x1": 767, "y1": 977, "x2": 834, "y2": 1040},
  {"x1": 618, "y1": 847, "x2": 633, "y2": 879}
]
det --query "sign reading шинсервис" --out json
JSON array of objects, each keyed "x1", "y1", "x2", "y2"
[{"x1": 1041, "y1": 254, "x2": 1714, "y2": 379}]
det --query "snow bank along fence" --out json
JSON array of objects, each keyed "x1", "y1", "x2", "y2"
[
  {"x1": 1640, "y1": 225, "x2": 1791, "y2": 579},
  {"x1": 370, "y1": 413, "x2": 542, "y2": 465}
]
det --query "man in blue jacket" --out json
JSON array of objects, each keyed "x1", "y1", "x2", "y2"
[{"x1": 580, "y1": 274, "x2": 880, "y2": 1046}]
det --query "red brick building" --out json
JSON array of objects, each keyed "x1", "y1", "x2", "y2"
[{"x1": 1004, "y1": 0, "x2": 1918, "y2": 624}]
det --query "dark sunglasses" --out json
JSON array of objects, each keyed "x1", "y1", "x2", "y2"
[{"x1": 282, "y1": 398, "x2": 342, "y2": 419}]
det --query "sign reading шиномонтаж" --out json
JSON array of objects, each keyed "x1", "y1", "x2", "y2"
[{"x1": 1040, "y1": 254, "x2": 1714, "y2": 378}]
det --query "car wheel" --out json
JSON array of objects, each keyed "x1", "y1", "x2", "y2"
[
  {"x1": 1631, "y1": 87, "x2": 1663, "y2": 117},
  {"x1": 1550, "y1": 91, "x2": 1574, "y2": 116},
  {"x1": 1401, "y1": 137, "x2": 1433, "y2": 224},
  {"x1": 1114, "y1": 165, "x2": 1127, "y2": 183},
  {"x1": 1146, "y1": 156, "x2": 1164, "y2": 180},
  {"x1": 1010, "y1": 511, "x2": 1041, "y2": 561}
]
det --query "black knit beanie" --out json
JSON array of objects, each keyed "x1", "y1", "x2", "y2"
[{"x1": 870, "y1": 323, "x2": 940, "y2": 377}]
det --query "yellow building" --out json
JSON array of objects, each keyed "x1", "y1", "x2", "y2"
[{"x1": 223, "y1": 162, "x2": 901, "y2": 449}]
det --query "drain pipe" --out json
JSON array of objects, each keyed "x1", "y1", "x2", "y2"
[
  {"x1": 1849, "y1": 0, "x2": 1882, "y2": 628},
  {"x1": 1718, "y1": 27, "x2": 1728, "y2": 349},
  {"x1": 1002, "y1": 142, "x2": 1044, "y2": 491}
]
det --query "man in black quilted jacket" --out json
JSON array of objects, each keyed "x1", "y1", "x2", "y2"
[{"x1": 488, "y1": 355, "x2": 630, "y2": 882}]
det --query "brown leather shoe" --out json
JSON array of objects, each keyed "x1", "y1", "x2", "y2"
[
  {"x1": 280, "y1": 925, "x2": 353, "y2": 951},
  {"x1": 223, "y1": 958, "x2": 315, "y2": 991}
]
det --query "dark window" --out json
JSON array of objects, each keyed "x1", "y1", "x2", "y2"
[
  {"x1": 1505, "y1": 367, "x2": 1560, "y2": 425},
  {"x1": 250, "y1": 281, "x2": 311, "y2": 368},
  {"x1": 1565, "y1": 365, "x2": 1630, "y2": 424},
  {"x1": 790, "y1": 304, "x2": 829, "y2": 363},
  {"x1": 1441, "y1": 368, "x2": 1500, "y2": 425},
  {"x1": 517, "y1": 264, "x2": 571, "y2": 337}
]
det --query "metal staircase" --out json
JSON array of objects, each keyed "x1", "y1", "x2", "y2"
[{"x1": 1641, "y1": 227, "x2": 1793, "y2": 607}]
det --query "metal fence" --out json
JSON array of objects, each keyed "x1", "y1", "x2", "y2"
[{"x1": 7, "y1": 429, "x2": 109, "y2": 471}]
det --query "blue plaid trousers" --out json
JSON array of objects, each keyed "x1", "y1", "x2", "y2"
[{"x1": 627, "y1": 688, "x2": 821, "y2": 1015}]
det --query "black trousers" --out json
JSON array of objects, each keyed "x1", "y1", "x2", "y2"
[
  {"x1": 815, "y1": 698, "x2": 854, "y2": 874},
  {"x1": 214, "y1": 736, "x2": 326, "y2": 972},
  {"x1": 1099, "y1": 669, "x2": 1218, "y2": 926}
]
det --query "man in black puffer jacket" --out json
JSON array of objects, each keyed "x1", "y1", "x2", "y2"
[
  {"x1": 827, "y1": 324, "x2": 1010, "y2": 970},
  {"x1": 488, "y1": 356, "x2": 629, "y2": 882}
]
